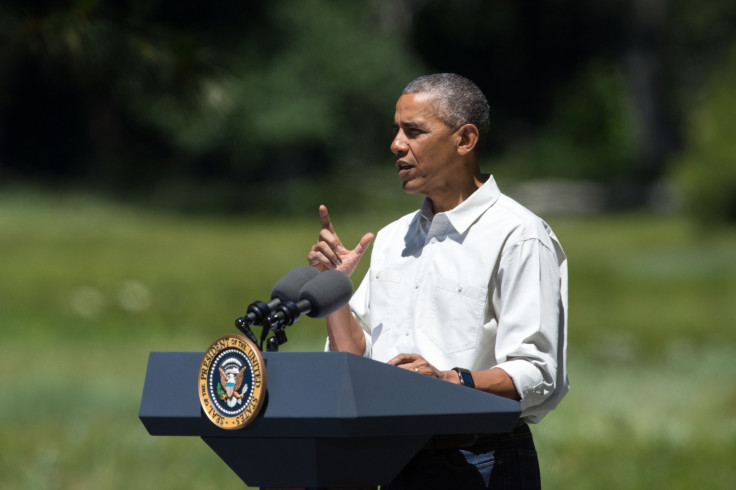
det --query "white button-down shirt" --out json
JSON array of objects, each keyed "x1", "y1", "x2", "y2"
[{"x1": 345, "y1": 175, "x2": 569, "y2": 423}]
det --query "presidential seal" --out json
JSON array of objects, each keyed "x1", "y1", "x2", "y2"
[{"x1": 198, "y1": 334, "x2": 266, "y2": 430}]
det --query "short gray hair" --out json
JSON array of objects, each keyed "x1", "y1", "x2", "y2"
[{"x1": 402, "y1": 73, "x2": 490, "y2": 148}]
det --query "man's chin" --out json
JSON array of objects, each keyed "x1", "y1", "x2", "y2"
[{"x1": 400, "y1": 181, "x2": 420, "y2": 194}]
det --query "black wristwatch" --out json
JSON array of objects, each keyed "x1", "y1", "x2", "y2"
[{"x1": 452, "y1": 367, "x2": 475, "y2": 388}]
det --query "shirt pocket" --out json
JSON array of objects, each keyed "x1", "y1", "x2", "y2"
[
  {"x1": 422, "y1": 275, "x2": 487, "y2": 354},
  {"x1": 368, "y1": 269, "x2": 404, "y2": 338}
]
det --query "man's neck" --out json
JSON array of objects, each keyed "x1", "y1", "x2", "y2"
[{"x1": 429, "y1": 174, "x2": 485, "y2": 213}]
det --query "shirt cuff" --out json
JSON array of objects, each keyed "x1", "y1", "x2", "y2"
[{"x1": 494, "y1": 358, "x2": 549, "y2": 408}]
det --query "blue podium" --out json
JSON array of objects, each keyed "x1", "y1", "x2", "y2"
[{"x1": 139, "y1": 351, "x2": 520, "y2": 488}]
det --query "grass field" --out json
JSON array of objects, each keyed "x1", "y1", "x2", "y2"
[{"x1": 1, "y1": 191, "x2": 734, "y2": 489}]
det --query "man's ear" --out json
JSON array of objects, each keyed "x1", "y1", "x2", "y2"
[{"x1": 456, "y1": 124, "x2": 480, "y2": 155}]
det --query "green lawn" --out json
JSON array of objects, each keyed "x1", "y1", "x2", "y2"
[{"x1": 1, "y1": 192, "x2": 734, "y2": 489}]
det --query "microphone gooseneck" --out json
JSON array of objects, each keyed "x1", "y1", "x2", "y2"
[{"x1": 234, "y1": 266, "x2": 320, "y2": 348}]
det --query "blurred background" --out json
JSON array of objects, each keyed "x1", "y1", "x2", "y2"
[{"x1": 1, "y1": 0, "x2": 734, "y2": 488}]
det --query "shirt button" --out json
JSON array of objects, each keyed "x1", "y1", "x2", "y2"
[
  {"x1": 430, "y1": 237, "x2": 438, "y2": 244},
  {"x1": 414, "y1": 283, "x2": 420, "y2": 289},
  {"x1": 457, "y1": 285, "x2": 464, "y2": 292}
]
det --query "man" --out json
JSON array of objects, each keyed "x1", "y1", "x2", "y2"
[{"x1": 308, "y1": 73, "x2": 568, "y2": 489}]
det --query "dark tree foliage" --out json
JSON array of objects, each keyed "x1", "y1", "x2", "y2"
[{"x1": 1, "y1": 0, "x2": 736, "y2": 214}]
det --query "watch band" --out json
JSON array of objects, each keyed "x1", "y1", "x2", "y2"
[{"x1": 452, "y1": 367, "x2": 475, "y2": 388}]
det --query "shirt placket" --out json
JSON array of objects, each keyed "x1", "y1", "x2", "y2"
[{"x1": 405, "y1": 215, "x2": 448, "y2": 338}]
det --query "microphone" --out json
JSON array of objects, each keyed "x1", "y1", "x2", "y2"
[
  {"x1": 234, "y1": 266, "x2": 320, "y2": 342},
  {"x1": 265, "y1": 270, "x2": 353, "y2": 331}
]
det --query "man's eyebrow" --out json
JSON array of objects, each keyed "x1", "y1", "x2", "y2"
[{"x1": 394, "y1": 121, "x2": 425, "y2": 131}]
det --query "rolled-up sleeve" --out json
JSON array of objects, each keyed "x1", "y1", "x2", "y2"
[{"x1": 493, "y1": 236, "x2": 569, "y2": 423}]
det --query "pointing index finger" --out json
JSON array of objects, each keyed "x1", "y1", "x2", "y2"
[{"x1": 318, "y1": 204, "x2": 335, "y2": 233}]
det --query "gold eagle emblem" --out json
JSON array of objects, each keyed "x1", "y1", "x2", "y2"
[{"x1": 219, "y1": 365, "x2": 246, "y2": 400}]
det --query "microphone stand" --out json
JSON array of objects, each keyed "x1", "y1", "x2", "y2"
[
  {"x1": 233, "y1": 309, "x2": 291, "y2": 352},
  {"x1": 234, "y1": 318, "x2": 261, "y2": 349},
  {"x1": 261, "y1": 316, "x2": 287, "y2": 352},
  {"x1": 262, "y1": 299, "x2": 301, "y2": 352}
]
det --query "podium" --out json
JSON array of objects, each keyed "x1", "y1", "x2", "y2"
[{"x1": 139, "y1": 351, "x2": 521, "y2": 488}]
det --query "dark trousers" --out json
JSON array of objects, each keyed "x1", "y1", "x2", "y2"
[{"x1": 382, "y1": 423, "x2": 541, "y2": 490}]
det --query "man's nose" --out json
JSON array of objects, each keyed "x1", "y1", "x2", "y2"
[{"x1": 391, "y1": 132, "x2": 407, "y2": 155}]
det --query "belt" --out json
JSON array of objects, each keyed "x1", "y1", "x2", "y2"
[{"x1": 423, "y1": 421, "x2": 530, "y2": 450}]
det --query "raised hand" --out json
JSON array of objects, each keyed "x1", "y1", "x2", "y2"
[{"x1": 307, "y1": 205, "x2": 374, "y2": 277}]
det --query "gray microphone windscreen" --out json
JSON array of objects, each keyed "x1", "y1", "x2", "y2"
[
  {"x1": 271, "y1": 266, "x2": 320, "y2": 302},
  {"x1": 299, "y1": 270, "x2": 353, "y2": 318}
]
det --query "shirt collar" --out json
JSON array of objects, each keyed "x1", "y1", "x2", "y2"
[{"x1": 420, "y1": 174, "x2": 501, "y2": 235}]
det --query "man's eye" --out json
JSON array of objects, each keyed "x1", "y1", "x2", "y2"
[{"x1": 392, "y1": 126, "x2": 424, "y2": 138}]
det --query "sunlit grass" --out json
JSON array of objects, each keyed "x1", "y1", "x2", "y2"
[
  {"x1": 1, "y1": 192, "x2": 735, "y2": 489},
  {"x1": 537, "y1": 346, "x2": 736, "y2": 489}
]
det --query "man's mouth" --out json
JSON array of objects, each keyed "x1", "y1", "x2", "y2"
[{"x1": 396, "y1": 161, "x2": 413, "y2": 173}]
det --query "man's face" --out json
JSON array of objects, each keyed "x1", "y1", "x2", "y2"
[{"x1": 391, "y1": 93, "x2": 460, "y2": 199}]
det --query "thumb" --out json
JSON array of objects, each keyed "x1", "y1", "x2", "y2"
[{"x1": 354, "y1": 233, "x2": 374, "y2": 256}]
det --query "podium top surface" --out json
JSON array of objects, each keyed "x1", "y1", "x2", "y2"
[{"x1": 140, "y1": 351, "x2": 520, "y2": 438}]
